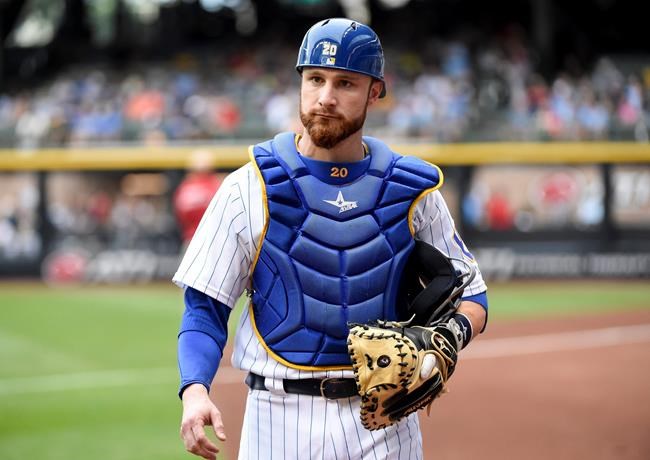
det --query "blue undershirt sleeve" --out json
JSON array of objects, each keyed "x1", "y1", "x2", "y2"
[
  {"x1": 461, "y1": 291, "x2": 488, "y2": 311},
  {"x1": 177, "y1": 287, "x2": 231, "y2": 398}
]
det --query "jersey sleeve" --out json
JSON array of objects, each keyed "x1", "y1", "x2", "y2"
[
  {"x1": 172, "y1": 166, "x2": 255, "y2": 308},
  {"x1": 411, "y1": 189, "x2": 488, "y2": 298}
]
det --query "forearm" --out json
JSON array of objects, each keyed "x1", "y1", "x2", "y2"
[
  {"x1": 442, "y1": 292, "x2": 488, "y2": 351},
  {"x1": 177, "y1": 287, "x2": 231, "y2": 398},
  {"x1": 457, "y1": 300, "x2": 487, "y2": 341},
  {"x1": 178, "y1": 330, "x2": 223, "y2": 396}
]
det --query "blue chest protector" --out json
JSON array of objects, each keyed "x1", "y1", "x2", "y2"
[{"x1": 250, "y1": 132, "x2": 441, "y2": 370}]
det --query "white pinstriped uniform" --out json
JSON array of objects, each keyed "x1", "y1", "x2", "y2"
[{"x1": 173, "y1": 159, "x2": 487, "y2": 460}]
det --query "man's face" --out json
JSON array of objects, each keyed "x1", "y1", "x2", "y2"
[{"x1": 299, "y1": 68, "x2": 382, "y2": 149}]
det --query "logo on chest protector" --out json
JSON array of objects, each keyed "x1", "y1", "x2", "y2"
[{"x1": 323, "y1": 191, "x2": 358, "y2": 213}]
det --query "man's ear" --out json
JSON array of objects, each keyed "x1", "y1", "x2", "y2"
[{"x1": 368, "y1": 80, "x2": 384, "y2": 104}]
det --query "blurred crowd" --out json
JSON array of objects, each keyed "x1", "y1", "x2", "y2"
[
  {"x1": 0, "y1": 31, "x2": 649, "y2": 149},
  {"x1": 0, "y1": 174, "x2": 41, "y2": 260},
  {"x1": 46, "y1": 173, "x2": 178, "y2": 252},
  {"x1": 0, "y1": 170, "x2": 182, "y2": 278}
]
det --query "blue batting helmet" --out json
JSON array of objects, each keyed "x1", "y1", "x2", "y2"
[{"x1": 296, "y1": 18, "x2": 386, "y2": 98}]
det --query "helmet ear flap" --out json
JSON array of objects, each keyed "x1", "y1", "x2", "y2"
[{"x1": 398, "y1": 241, "x2": 462, "y2": 325}]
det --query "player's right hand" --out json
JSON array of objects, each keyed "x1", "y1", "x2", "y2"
[{"x1": 180, "y1": 384, "x2": 227, "y2": 460}]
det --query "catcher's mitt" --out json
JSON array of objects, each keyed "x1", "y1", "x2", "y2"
[{"x1": 347, "y1": 320, "x2": 461, "y2": 430}]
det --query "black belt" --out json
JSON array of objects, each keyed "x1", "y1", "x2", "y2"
[{"x1": 245, "y1": 372, "x2": 359, "y2": 400}]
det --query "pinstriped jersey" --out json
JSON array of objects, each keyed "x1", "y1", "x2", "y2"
[{"x1": 173, "y1": 161, "x2": 487, "y2": 380}]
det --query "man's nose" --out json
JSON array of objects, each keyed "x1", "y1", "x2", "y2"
[{"x1": 318, "y1": 82, "x2": 337, "y2": 107}]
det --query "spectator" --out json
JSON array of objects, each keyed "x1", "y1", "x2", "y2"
[{"x1": 173, "y1": 149, "x2": 224, "y2": 246}]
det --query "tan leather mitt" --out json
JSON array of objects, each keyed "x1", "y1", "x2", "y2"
[{"x1": 347, "y1": 322, "x2": 459, "y2": 430}]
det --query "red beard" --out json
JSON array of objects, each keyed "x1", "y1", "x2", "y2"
[{"x1": 299, "y1": 104, "x2": 367, "y2": 149}]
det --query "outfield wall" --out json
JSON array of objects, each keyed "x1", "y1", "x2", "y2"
[
  {"x1": 1, "y1": 142, "x2": 649, "y2": 281},
  {"x1": 1, "y1": 142, "x2": 649, "y2": 170}
]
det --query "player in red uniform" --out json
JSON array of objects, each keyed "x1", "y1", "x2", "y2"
[{"x1": 174, "y1": 149, "x2": 224, "y2": 244}]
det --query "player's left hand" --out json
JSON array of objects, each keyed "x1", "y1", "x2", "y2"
[
  {"x1": 180, "y1": 384, "x2": 227, "y2": 459},
  {"x1": 347, "y1": 321, "x2": 459, "y2": 430}
]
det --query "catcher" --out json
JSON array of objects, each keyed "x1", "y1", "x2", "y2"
[
  {"x1": 175, "y1": 17, "x2": 488, "y2": 460},
  {"x1": 348, "y1": 240, "x2": 485, "y2": 430}
]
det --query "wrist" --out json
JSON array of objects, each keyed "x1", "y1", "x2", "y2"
[
  {"x1": 180, "y1": 382, "x2": 210, "y2": 401},
  {"x1": 448, "y1": 313, "x2": 473, "y2": 350}
]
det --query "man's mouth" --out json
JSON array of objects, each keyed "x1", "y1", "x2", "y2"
[{"x1": 313, "y1": 113, "x2": 339, "y2": 119}]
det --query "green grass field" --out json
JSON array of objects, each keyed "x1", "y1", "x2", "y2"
[{"x1": 0, "y1": 281, "x2": 649, "y2": 460}]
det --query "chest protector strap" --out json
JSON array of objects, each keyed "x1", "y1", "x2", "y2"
[{"x1": 250, "y1": 132, "x2": 441, "y2": 370}]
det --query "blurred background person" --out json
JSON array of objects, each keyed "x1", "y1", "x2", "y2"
[{"x1": 173, "y1": 149, "x2": 225, "y2": 248}]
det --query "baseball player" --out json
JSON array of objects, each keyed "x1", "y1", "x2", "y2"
[{"x1": 174, "y1": 18, "x2": 488, "y2": 460}]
